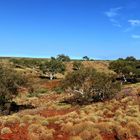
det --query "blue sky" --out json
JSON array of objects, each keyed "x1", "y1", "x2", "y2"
[{"x1": 0, "y1": 0, "x2": 140, "y2": 59}]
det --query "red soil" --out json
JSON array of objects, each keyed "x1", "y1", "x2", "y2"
[
  {"x1": 40, "y1": 94, "x2": 60, "y2": 101},
  {"x1": 0, "y1": 124, "x2": 29, "y2": 140},
  {"x1": 0, "y1": 122, "x2": 71, "y2": 140},
  {"x1": 102, "y1": 133, "x2": 115, "y2": 140},
  {"x1": 39, "y1": 108, "x2": 77, "y2": 118},
  {"x1": 0, "y1": 107, "x2": 77, "y2": 140},
  {"x1": 42, "y1": 80, "x2": 61, "y2": 89}
]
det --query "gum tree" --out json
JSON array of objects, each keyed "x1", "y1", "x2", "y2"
[
  {"x1": 62, "y1": 68, "x2": 121, "y2": 104},
  {"x1": 40, "y1": 59, "x2": 66, "y2": 80}
]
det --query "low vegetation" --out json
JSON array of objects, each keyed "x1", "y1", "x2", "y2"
[
  {"x1": 62, "y1": 67, "x2": 121, "y2": 104},
  {"x1": 0, "y1": 65, "x2": 27, "y2": 104},
  {"x1": 109, "y1": 56, "x2": 140, "y2": 83},
  {"x1": 0, "y1": 56, "x2": 140, "y2": 140},
  {"x1": 39, "y1": 58, "x2": 66, "y2": 80}
]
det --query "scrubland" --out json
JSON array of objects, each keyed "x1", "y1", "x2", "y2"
[
  {"x1": 0, "y1": 82, "x2": 140, "y2": 140},
  {"x1": 0, "y1": 58, "x2": 140, "y2": 140}
]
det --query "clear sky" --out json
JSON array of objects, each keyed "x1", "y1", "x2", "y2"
[{"x1": 0, "y1": 0, "x2": 140, "y2": 60}]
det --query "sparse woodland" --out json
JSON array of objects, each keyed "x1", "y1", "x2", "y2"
[{"x1": 0, "y1": 56, "x2": 140, "y2": 140}]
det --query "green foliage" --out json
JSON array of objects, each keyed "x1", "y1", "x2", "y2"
[
  {"x1": 10, "y1": 58, "x2": 43, "y2": 68},
  {"x1": 63, "y1": 68, "x2": 94, "y2": 90},
  {"x1": 40, "y1": 59, "x2": 66, "y2": 80},
  {"x1": 109, "y1": 57, "x2": 140, "y2": 81},
  {"x1": 72, "y1": 61, "x2": 83, "y2": 70},
  {"x1": 53, "y1": 87, "x2": 64, "y2": 94},
  {"x1": 0, "y1": 65, "x2": 29, "y2": 104},
  {"x1": 56, "y1": 54, "x2": 71, "y2": 62},
  {"x1": 125, "y1": 56, "x2": 136, "y2": 61},
  {"x1": 27, "y1": 88, "x2": 48, "y2": 97},
  {"x1": 83, "y1": 56, "x2": 90, "y2": 61},
  {"x1": 62, "y1": 68, "x2": 121, "y2": 104}
]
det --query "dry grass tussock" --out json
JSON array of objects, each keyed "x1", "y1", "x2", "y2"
[
  {"x1": 0, "y1": 82, "x2": 140, "y2": 140},
  {"x1": 1, "y1": 127, "x2": 12, "y2": 135},
  {"x1": 28, "y1": 123, "x2": 55, "y2": 140}
]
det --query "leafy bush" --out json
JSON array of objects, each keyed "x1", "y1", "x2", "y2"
[
  {"x1": 53, "y1": 87, "x2": 64, "y2": 94},
  {"x1": 0, "y1": 64, "x2": 29, "y2": 105},
  {"x1": 27, "y1": 88, "x2": 48, "y2": 97},
  {"x1": 56, "y1": 54, "x2": 71, "y2": 62},
  {"x1": 10, "y1": 58, "x2": 42, "y2": 68},
  {"x1": 40, "y1": 58, "x2": 66, "y2": 80},
  {"x1": 62, "y1": 68, "x2": 121, "y2": 104},
  {"x1": 109, "y1": 57, "x2": 140, "y2": 83}
]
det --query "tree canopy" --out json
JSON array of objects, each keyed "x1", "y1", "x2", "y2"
[
  {"x1": 83, "y1": 56, "x2": 90, "y2": 61},
  {"x1": 62, "y1": 68, "x2": 121, "y2": 104},
  {"x1": 109, "y1": 56, "x2": 140, "y2": 83},
  {"x1": 40, "y1": 58, "x2": 66, "y2": 80},
  {"x1": 56, "y1": 54, "x2": 71, "y2": 62}
]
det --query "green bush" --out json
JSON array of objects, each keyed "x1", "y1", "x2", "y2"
[
  {"x1": 0, "y1": 65, "x2": 29, "y2": 105},
  {"x1": 40, "y1": 58, "x2": 66, "y2": 80},
  {"x1": 56, "y1": 54, "x2": 71, "y2": 62},
  {"x1": 109, "y1": 57, "x2": 140, "y2": 83},
  {"x1": 62, "y1": 68, "x2": 121, "y2": 104},
  {"x1": 27, "y1": 88, "x2": 48, "y2": 97},
  {"x1": 10, "y1": 58, "x2": 43, "y2": 68},
  {"x1": 53, "y1": 87, "x2": 64, "y2": 94}
]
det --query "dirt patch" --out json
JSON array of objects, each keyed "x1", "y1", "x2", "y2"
[
  {"x1": 39, "y1": 108, "x2": 77, "y2": 118},
  {"x1": 42, "y1": 80, "x2": 61, "y2": 89},
  {"x1": 102, "y1": 133, "x2": 115, "y2": 140},
  {"x1": 0, "y1": 124, "x2": 28, "y2": 140}
]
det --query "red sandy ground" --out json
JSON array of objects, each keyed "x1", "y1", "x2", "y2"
[
  {"x1": 42, "y1": 80, "x2": 61, "y2": 89},
  {"x1": 0, "y1": 108, "x2": 73, "y2": 140},
  {"x1": 0, "y1": 81, "x2": 140, "y2": 140},
  {"x1": 39, "y1": 106, "x2": 77, "y2": 118},
  {"x1": 0, "y1": 106, "x2": 139, "y2": 140},
  {"x1": 0, "y1": 124, "x2": 29, "y2": 140}
]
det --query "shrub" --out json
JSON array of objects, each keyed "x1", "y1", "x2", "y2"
[
  {"x1": 53, "y1": 87, "x2": 64, "y2": 94},
  {"x1": 27, "y1": 88, "x2": 48, "y2": 97},
  {"x1": 28, "y1": 124, "x2": 44, "y2": 133},
  {"x1": 1, "y1": 127, "x2": 12, "y2": 135},
  {"x1": 56, "y1": 54, "x2": 71, "y2": 62},
  {"x1": 127, "y1": 121, "x2": 140, "y2": 138},
  {"x1": 79, "y1": 130, "x2": 92, "y2": 140},
  {"x1": 0, "y1": 64, "x2": 29, "y2": 106},
  {"x1": 114, "y1": 126, "x2": 132, "y2": 140},
  {"x1": 95, "y1": 122, "x2": 113, "y2": 134},
  {"x1": 3, "y1": 116, "x2": 20, "y2": 126},
  {"x1": 62, "y1": 68, "x2": 121, "y2": 104},
  {"x1": 10, "y1": 58, "x2": 42, "y2": 68},
  {"x1": 40, "y1": 58, "x2": 66, "y2": 80},
  {"x1": 68, "y1": 121, "x2": 96, "y2": 135},
  {"x1": 93, "y1": 134, "x2": 103, "y2": 140},
  {"x1": 61, "y1": 122, "x2": 73, "y2": 133},
  {"x1": 109, "y1": 57, "x2": 140, "y2": 83}
]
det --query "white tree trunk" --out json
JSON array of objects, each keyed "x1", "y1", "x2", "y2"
[{"x1": 50, "y1": 73, "x2": 54, "y2": 80}]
